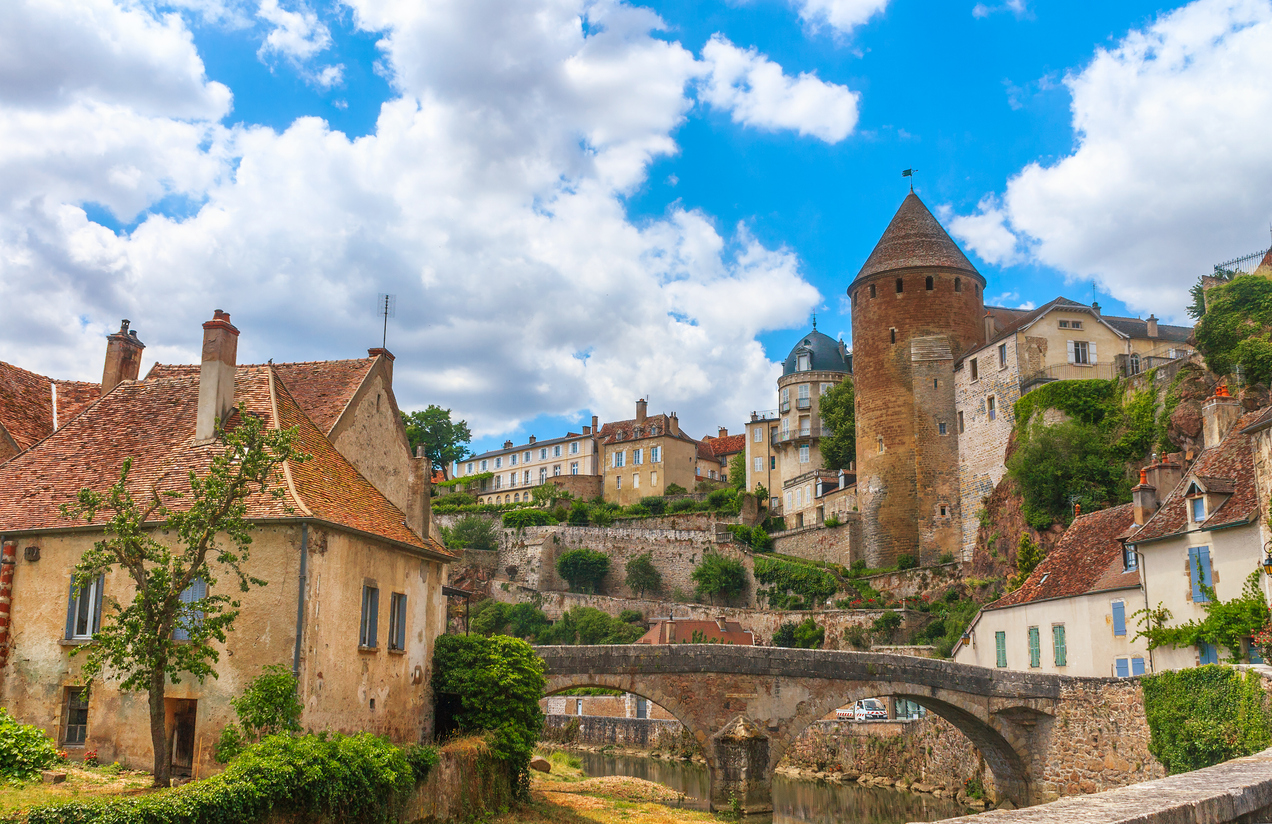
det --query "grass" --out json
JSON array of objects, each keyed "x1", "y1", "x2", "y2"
[{"x1": 0, "y1": 765, "x2": 155, "y2": 813}]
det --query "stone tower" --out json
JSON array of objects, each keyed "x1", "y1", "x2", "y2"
[{"x1": 848, "y1": 193, "x2": 985, "y2": 567}]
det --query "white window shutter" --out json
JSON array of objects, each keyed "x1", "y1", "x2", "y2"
[
  {"x1": 1066, "y1": 340, "x2": 1075, "y2": 364},
  {"x1": 1089, "y1": 341, "x2": 1097, "y2": 363}
]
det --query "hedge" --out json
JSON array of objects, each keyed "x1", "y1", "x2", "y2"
[{"x1": 1141, "y1": 665, "x2": 1272, "y2": 774}]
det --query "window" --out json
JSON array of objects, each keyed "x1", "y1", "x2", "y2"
[
  {"x1": 1129, "y1": 353, "x2": 1142, "y2": 375},
  {"x1": 479, "y1": 460, "x2": 488, "y2": 471},
  {"x1": 770, "y1": 456, "x2": 776, "y2": 470},
  {"x1": 1112, "y1": 600, "x2": 1127, "y2": 637},
  {"x1": 939, "y1": 504, "x2": 948, "y2": 517},
  {"x1": 1123, "y1": 543, "x2": 1138, "y2": 571},
  {"x1": 651, "y1": 446, "x2": 661, "y2": 463},
  {"x1": 754, "y1": 457, "x2": 763, "y2": 472},
  {"x1": 877, "y1": 435, "x2": 884, "y2": 454},
  {"x1": 958, "y1": 411, "x2": 964, "y2": 434},
  {"x1": 925, "y1": 275, "x2": 934, "y2": 291},
  {"x1": 66, "y1": 574, "x2": 104, "y2": 640},
  {"x1": 890, "y1": 328, "x2": 896, "y2": 344},
  {"x1": 797, "y1": 384, "x2": 810, "y2": 406},
  {"x1": 524, "y1": 451, "x2": 531, "y2": 463},
  {"x1": 1199, "y1": 643, "x2": 1219, "y2": 665},
  {"x1": 799, "y1": 445, "x2": 810, "y2": 464},
  {"x1": 1068, "y1": 340, "x2": 1096, "y2": 365},
  {"x1": 1189, "y1": 546, "x2": 1213, "y2": 603},
  {"x1": 494, "y1": 457, "x2": 502, "y2": 468},
  {"x1": 539, "y1": 467, "x2": 547, "y2": 483},
  {"x1": 753, "y1": 428, "x2": 763, "y2": 443},
  {"x1": 173, "y1": 578, "x2": 207, "y2": 641},
  {"x1": 553, "y1": 465, "x2": 561, "y2": 476},
  {"x1": 465, "y1": 462, "x2": 473, "y2": 474},
  {"x1": 896, "y1": 278, "x2": 903, "y2": 293},
  {"x1": 359, "y1": 585, "x2": 379, "y2": 648},
  {"x1": 1059, "y1": 319, "x2": 1069, "y2": 328},
  {"x1": 781, "y1": 387, "x2": 789, "y2": 406},
  {"x1": 1072, "y1": 320, "x2": 1083, "y2": 329},
  {"x1": 1190, "y1": 496, "x2": 1206, "y2": 523},
  {"x1": 633, "y1": 448, "x2": 643, "y2": 465},
  {"x1": 540, "y1": 448, "x2": 547, "y2": 460},
  {"x1": 523, "y1": 470, "x2": 531, "y2": 484},
  {"x1": 651, "y1": 472, "x2": 657, "y2": 486},
  {"x1": 1115, "y1": 657, "x2": 1129, "y2": 678},
  {"x1": 63, "y1": 688, "x2": 89, "y2": 745},
  {"x1": 494, "y1": 475, "x2": 502, "y2": 489},
  {"x1": 797, "y1": 353, "x2": 811, "y2": 371},
  {"x1": 508, "y1": 473, "x2": 516, "y2": 487},
  {"x1": 616, "y1": 475, "x2": 622, "y2": 489},
  {"x1": 954, "y1": 277, "x2": 962, "y2": 293},
  {"x1": 987, "y1": 396, "x2": 996, "y2": 421},
  {"x1": 795, "y1": 489, "x2": 802, "y2": 507},
  {"x1": 1028, "y1": 627, "x2": 1041, "y2": 668},
  {"x1": 938, "y1": 422, "x2": 947, "y2": 436},
  {"x1": 553, "y1": 445, "x2": 562, "y2": 457},
  {"x1": 388, "y1": 593, "x2": 407, "y2": 651},
  {"x1": 514, "y1": 493, "x2": 520, "y2": 502},
  {"x1": 510, "y1": 453, "x2": 517, "y2": 466},
  {"x1": 571, "y1": 441, "x2": 579, "y2": 454},
  {"x1": 782, "y1": 418, "x2": 790, "y2": 436},
  {"x1": 995, "y1": 631, "x2": 1007, "y2": 668},
  {"x1": 933, "y1": 378, "x2": 938, "y2": 389},
  {"x1": 1132, "y1": 657, "x2": 1146, "y2": 676},
  {"x1": 571, "y1": 462, "x2": 579, "y2": 475},
  {"x1": 970, "y1": 358, "x2": 978, "y2": 381},
  {"x1": 1053, "y1": 625, "x2": 1067, "y2": 667},
  {"x1": 633, "y1": 473, "x2": 640, "y2": 488},
  {"x1": 869, "y1": 284, "x2": 876, "y2": 298},
  {"x1": 614, "y1": 451, "x2": 626, "y2": 467},
  {"x1": 785, "y1": 492, "x2": 792, "y2": 509},
  {"x1": 998, "y1": 343, "x2": 1007, "y2": 368}
]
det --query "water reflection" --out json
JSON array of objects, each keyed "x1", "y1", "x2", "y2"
[{"x1": 575, "y1": 750, "x2": 971, "y2": 823}]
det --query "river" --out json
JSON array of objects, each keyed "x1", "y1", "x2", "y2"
[{"x1": 575, "y1": 750, "x2": 972, "y2": 823}]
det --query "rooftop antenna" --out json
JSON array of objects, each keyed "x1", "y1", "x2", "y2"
[
  {"x1": 902, "y1": 168, "x2": 916, "y2": 192},
  {"x1": 376, "y1": 293, "x2": 397, "y2": 349}
]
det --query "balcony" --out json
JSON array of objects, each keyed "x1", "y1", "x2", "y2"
[
  {"x1": 1021, "y1": 362, "x2": 1118, "y2": 393},
  {"x1": 796, "y1": 397, "x2": 811, "y2": 410},
  {"x1": 779, "y1": 401, "x2": 791, "y2": 413},
  {"x1": 772, "y1": 425, "x2": 828, "y2": 445}
]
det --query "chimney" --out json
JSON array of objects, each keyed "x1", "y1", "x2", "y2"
[
  {"x1": 1144, "y1": 457, "x2": 1182, "y2": 501},
  {"x1": 1091, "y1": 301, "x2": 1101, "y2": 317},
  {"x1": 591, "y1": 415, "x2": 599, "y2": 433},
  {"x1": 983, "y1": 310, "x2": 996, "y2": 343},
  {"x1": 716, "y1": 617, "x2": 728, "y2": 632},
  {"x1": 196, "y1": 310, "x2": 239, "y2": 441},
  {"x1": 1132, "y1": 468, "x2": 1158, "y2": 526},
  {"x1": 1146, "y1": 314, "x2": 1159, "y2": 339},
  {"x1": 582, "y1": 425, "x2": 591, "y2": 435},
  {"x1": 1202, "y1": 385, "x2": 1241, "y2": 450},
  {"x1": 101, "y1": 320, "x2": 145, "y2": 396},
  {"x1": 407, "y1": 446, "x2": 433, "y2": 541},
  {"x1": 718, "y1": 427, "x2": 729, "y2": 438},
  {"x1": 367, "y1": 347, "x2": 395, "y2": 383},
  {"x1": 528, "y1": 435, "x2": 536, "y2": 445},
  {"x1": 504, "y1": 440, "x2": 513, "y2": 449},
  {"x1": 636, "y1": 398, "x2": 647, "y2": 424},
  {"x1": 669, "y1": 413, "x2": 679, "y2": 436}
]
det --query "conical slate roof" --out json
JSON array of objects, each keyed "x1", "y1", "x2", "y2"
[
  {"x1": 782, "y1": 329, "x2": 850, "y2": 376},
  {"x1": 853, "y1": 193, "x2": 982, "y2": 287}
]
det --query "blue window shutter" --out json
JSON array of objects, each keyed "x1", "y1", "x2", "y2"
[
  {"x1": 1198, "y1": 548, "x2": 1213, "y2": 602},
  {"x1": 1131, "y1": 658, "x2": 1146, "y2": 676},
  {"x1": 1251, "y1": 641, "x2": 1265, "y2": 665},
  {"x1": 1112, "y1": 601, "x2": 1126, "y2": 637},
  {"x1": 1115, "y1": 658, "x2": 1129, "y2": 678},
  {"x1": 1188, "y1": 548, "x2": 1203, "y2": 602},
  {"x1": 368, "y1": 588, "x2": 379, "y2": 647},
  {"x1": 1200, "y1": 642, "x2": 1219, "y2": 665},
  {"x1": 92, "y1": 575, "x2": 105, "y2": 634},
  {"x1": 65, "y1": 578, "x2": 77, "y2": 639}
]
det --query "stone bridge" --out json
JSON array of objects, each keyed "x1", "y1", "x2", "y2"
[{"x1": 537, "y1": 645, "x2": 1159, "y2": 813}]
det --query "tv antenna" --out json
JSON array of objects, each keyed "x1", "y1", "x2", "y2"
[{"x1": 376, "y1": 293, "x2": 396, "y2": 349}]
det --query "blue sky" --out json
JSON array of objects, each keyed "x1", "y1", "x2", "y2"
[{"x1": 3, "y1": 0, "x2": 1271, "y2": 461}]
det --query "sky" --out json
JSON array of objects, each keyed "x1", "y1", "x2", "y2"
[{"x1": 2, "y1": 0, "x2": 1272, "y2": 459}]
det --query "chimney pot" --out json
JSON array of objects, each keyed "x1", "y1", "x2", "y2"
[
  {"x1": 718, "y1": 426, "x2": 728, "y2": 438},
  {"x1": 529, "y1": 435, "x2": 536, "y2": 444},
  {"x1": 1091, "y1": 301, "x2": 1101, "y2": 316},
  {"x1": 101, "y1": 319, "x2": 146, "y2": 396},
  {"x1": 591, "y1": 415, "x2": 598, "y2": 433},
  {"x1": 1146, "y1": 314, "x2": 1159, "y2": 338},
  {"x1": 196, "y1": 309, "x2": 240, "y2": 441}
]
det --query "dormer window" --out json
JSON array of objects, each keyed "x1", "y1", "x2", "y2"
[
  {"x1": 1191, "y1": 496, "x2": 1206, "y2": 523},
  {"x1": 797, "y1": 352, "x2": 811, "y2": 372}
]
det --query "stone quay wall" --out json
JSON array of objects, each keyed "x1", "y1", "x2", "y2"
[{"x1": 487, "y1": 586, "x2": 918, "y2": 647}]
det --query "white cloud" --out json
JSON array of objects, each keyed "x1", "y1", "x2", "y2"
[
  {"x1": 0, "y1": 0, "x2": 824, "y2": 439},
  {"x1": 972, "y1": 0, "x2": 1027, "y2": 18},
  {"x1": 699, "y1": 35, "x2": 859, "y2": 143},
  {"x1": 946, "y1": 197, "x2": 1023, "y2": 266},
  {"x1": 951, "y1": 0, "x2": 1272, "y2": 322},
  {"x1": 257, "y1": 0, "x2": 331, "y2": 62},
  {"x1": 794, "y1": 0, "x2": 888, "y2": 34}
]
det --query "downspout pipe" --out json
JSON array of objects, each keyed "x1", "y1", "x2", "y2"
[
  {"x1": 0, "y1": 537, "x2": 15, "y2": 672},
  {"x1": 292, "y1": 524, "x2": 308, "y2": 678}
]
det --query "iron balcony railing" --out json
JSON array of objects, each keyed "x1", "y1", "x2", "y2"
[
  {"x1": 796, "y1": 397, "x2": 811, "y2": 410},
  {"x1": 779, "y1": 401, "x2": 791, "y2": 413},
  {"x1": 772, "y1": 425, "x2": 828, "y2": 445}
]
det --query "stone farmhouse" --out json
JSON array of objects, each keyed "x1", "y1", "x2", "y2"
[{"x1": 0, "y1": 311, "x2": 452, "y2": 779}]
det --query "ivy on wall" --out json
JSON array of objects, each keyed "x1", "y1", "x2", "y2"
[
  {"x1": 753, "y1": 556, "x2": 837, "y2": 610},
  {"x1": 1135, "y1": 571, "x2": 1269, "y2": 663},
  {"x1": 1141, "y1": 666, "x2": 1272, "y2": 774}
]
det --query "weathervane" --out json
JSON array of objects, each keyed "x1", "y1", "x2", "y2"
[
  {"x1": 377, "y1": 293, "x2": 397, "y2": 349},
  {"x1": 812, "y1": 312, "x2": 817, "y2": 330},
  {"x1": 902, "y1": 168, "x2": 916, "y2": 192}
]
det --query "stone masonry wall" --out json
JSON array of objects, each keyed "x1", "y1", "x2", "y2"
[
  {"x1": 771, "y1": 519, "x2": 861, "y2": 567},
  {"x1": 542, "y1": 714, "x2": 694, "y2": 754},
  {"x1": 858, "y1": 562, "x2": 961, "y2": 600},
  {"x1": 955, "y1": 334, "x2": 1020, "y2": 563}
]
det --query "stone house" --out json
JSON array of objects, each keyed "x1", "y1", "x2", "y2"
[
  {"x1": 453, "y1": 422, "x2": 602, "y2": 505},
  {"x1": 953, "y1": 503, "x2": 1150, "y2": 678},
  {"x1": 0, "y1": 311, "x2": 452, "y2": 779},
  {"x1": 1124, "y1": 389, "x2": 1272, "y2": 670},
  {"x1": 744, "y1": 410, "x2": 781, "y2": 505},
  {"x1": 700, "y1": 428, "x2": 745, "y2": 484},
  {"x1": 955, "y1": 297, "x2": 1195, "y2": 560},
  {"x1": 597, "y1": 400, "x2": 717, "y2": 505}
]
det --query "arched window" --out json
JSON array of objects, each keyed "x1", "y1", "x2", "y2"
[
  {"x1": 925, "y1": 276, "x2": 934, "y2": 291},
  {"x1": 954, "y1": 277, "x2": 962, "y2": 293},
  {"x1": 896, "y1": 278, "x2": 904, "y2": 294},
  {"x1": 1129, "y1": 353, "x2": 1142, "y2": 375}
]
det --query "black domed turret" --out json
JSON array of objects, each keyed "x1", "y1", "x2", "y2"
[{"x1": 781, "y1": 328, "x2": 850, "y2": 377}]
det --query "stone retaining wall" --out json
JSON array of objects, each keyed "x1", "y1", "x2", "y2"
[
  {"x1": 542, "y1": 714, "x2": 693, "y2": 754},
  {"x1": 858, "y1": 562, "x2": 962, "y2": 600},
  {"x1": 770, "y1": 519, "x2": 860, "y2": 567}
]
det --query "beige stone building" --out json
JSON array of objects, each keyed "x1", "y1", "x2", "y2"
[
  {"x1": 955, "y1": 297, "x2": 1195, "y2": 560},
  {"x1": 597, "y1": 400, "x2": 716, "y2": 505},
  {"x1": 0, "y1": 311, "x2": 452, "y2": 779},
  {"x1": 954, "y1": 503, "x2": 1150, "y2": 678},
  {"x1": 454, "y1": 421, "x2": 601, "y2": 505},
  {"x1": 1125, "y1": 391, "x2": 1272, "y2": 671}
]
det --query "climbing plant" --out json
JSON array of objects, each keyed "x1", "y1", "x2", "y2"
[
  {"x1": 1195, "y1": 274, "x2": 1272, "y2": 385},
  {"x1": 1134, "y1": 570, "x2": 1269, "y2": 662},
  {"x1": 691, "y1": 553, "x2": 748, "y2": 604},
  {"x1": 753, "y1": 556, "x2": 837, "y2": 610},
  {"x1": 1141, "y1": 666, "x2": 1272, "y2": 774},
  {"x1": 555, "y1": 548, "x2": 610, "y2": 593}
]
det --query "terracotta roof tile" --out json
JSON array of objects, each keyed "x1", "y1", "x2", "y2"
[
  {"x1": 1128, "y1": 407, "x2": 1265, "y2": 545},
  {"x1": 988, "y1": 503, "x2": 1139, "y2": 609},
  {"x1": 854, "y1": 193, "x2": 981, "y2": 285},
  {"x1": 597, "y1": 414, "x2": 696, "y2": 446},
  {"x1": 0, "y1": 361, "x2": 99, "y2": 453},
  {"x1": 146, "y1": 358, "x2": 376, "y2": 434},
  {"x1": 705, "y1": 434, "x2": 746, "y2": 458}
]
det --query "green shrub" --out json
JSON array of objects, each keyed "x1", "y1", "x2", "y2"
[
  {"x1": 773, "y1": 617, "x2": 824, "y2": 649},
  {"x1": 705, "y1": 488, "x2": 738, "y2": 510},
  {"x1": 1141, "y1": 666, "x2": 1272, "y2": 774},
  {"x1": 436, "y1": 491, "x2": 476, "y2": 506},
  {"x1": 871, "y1": 612, "x2": 902, "y2": 634},
  {"x1": 1195, "y1": 275, "x2": 1272, "y2": 385},
  {"x1": 618, "y1": 609, "x2": 643, "y2": 624},
  {"x1": 233, "y1": 665, "x2": 304, "y2": 741},
  {"x1": 668, "y1": 498, "x2": 699, "y2": 513},
  {"x1": 639, "y1": 496, "x2": 667, "y2": 515},
  {"x1": 214, "y1": 723, "x2": 246, "y2": 764},
  {"x1": 556, "y1": 548, "x2": 610, "y2": 593},
  {"x1": 824, "y1": 516, "x2": 841, "y2": 528},
  {"x1": 750, "y1": 526, "x2": 773, "y2": 552},
  {"x1": 27, "y1": 732, "x2": 438, "y2": 824},
  {"x1": 433, "y1": 634, "x2": 545, "y2": 798},
  {"x1": 502, "y1": 508, "x2": 554, "y2": 529},
  {"x1": 591, "y1": 506, "x2": 615, "y2": 527},
  {"x1": 691, "y1": 554, "x2": 748, "y2": 604},
  {"x1": 0, "y1": 706, "x2": 60, "y2": 780},
  {"x1": 938, "y1": 552, "x2": 955, "y2": 564},
  {"x1": 754, "y1": 556, "x2": 836, "y2": 610},
  {"x1": 566, "y1": 502, "x2": 590, "y2": 525},
  {"x1": 441, "y1": 514, "x2": 499, "y2": 552},
  {"x1": 624, "y1": 552, "x2": 662, "y2": 598},
  {"x1": 538, "y1": 607, "x2": 645, "y2": 645},
  {"x1": 896, "y1": 554, "x2": 917, "y2": 570},
  {"x1": 664, "y1": 483, "x2": 688, "y2": 496}
]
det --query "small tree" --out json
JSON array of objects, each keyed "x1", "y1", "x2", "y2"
[
  {"x1": 729, "y1": 452, "x2": 746, "y2": 490},
  {"x1": 441, "y1": 515, "x2": 498, "y2": 551},
  {"x1": 625, "y1": 553, "x2": 662, "y2": 597},
  {"x1": 818, "y1": 379, "x2": 856, "y2": 470},
  {"x1": 62, "y1": 408, "x2": 303, "y2": 786},
  {"x1": 556, "y1": 548, "x2": 610, "y2": 593},
  {"x1": 692, "y1": 553, "x2": 747, "y2": 605},
  {"x1": 216, "y1": 664, "x2": 303, "y2": 762},
  {"x1": 401, "y1": 406, "x2": 472, "y2": 479},
  {"x1": 1009, "y1": 532, "x2": 1045, "y2": 589}
]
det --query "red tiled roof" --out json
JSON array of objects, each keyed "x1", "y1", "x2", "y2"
[
  {"x1": 0, "y1": 366, "x2": 450, "y2": 558},
  {"x1": 0, "y1": 361, "x2": 99, "y2": 454},
  {"x1": 597, "y1": 414, "x2": 697, "y2": 446},
  {"x1": 636, "y1": 619, "x2": 754, "y2": 645},
  {"x1": 705, "y1": 434, "x2": 746, "y2": 459},
  {"x1": 1128, "y1": 407, "x2": 1265, "y2": 545},
  {"x1": 146, "y1": 358, "x2": 377, "y2": 434},
  {"x1": 988, "y1": 503, "x2": 1139, "y2": 609}
]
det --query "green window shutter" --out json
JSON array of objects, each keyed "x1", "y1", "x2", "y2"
[
  {"x1": 995, "y1": 631, "x2": 1007, "y2": 668},
  {"x1": 1053, "y1": 625, "x2": 1066, "y2": 667},
  {"x1": 1028, "y1": 627, "x2": 1040, "y2": 668}
]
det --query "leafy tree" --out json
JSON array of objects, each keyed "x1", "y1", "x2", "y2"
[
  {"x1": 401, "y1": 405, "x2": 472, "y2": 480},
  {"x1": 1008, "y1": 533, "x2": 1045, "y2": 589},
  {"x1": 664, "y1": 483, "x2": 688, "y2": 496},
  {"x1": 61, "y1": 408, "x2": 303, "y2": 786},
  {"x1": 1008, "y1": 419, "x2": 1130, "y2": 529},
  {"x1": 441, "y1": 514, "x2": 499, "y2": 551},
  {"x1": 639, "y1": 496, "x2": 667, "y2": 515},
  {"x1": 530, "y1": 482, "x2": 573, "y2": 508},
  {"x1": 729, "y1": 452, "x2": 747, "y2": 490},
  {"x1": 691, "y1": 553, "x2": 747, "y2": 604},
  {"x1": 1195, "y1": 274, "x2": 1272, "y2": 385},
  {"x1": 818, "y1": 378, "x2": 856, "y2": 471},
  {"x1": 773, "y1": 618, "x2": 824, "y2": 649},
  {"x1": 567, "y1": 501, "x2": 590, "y2": 525},
  {"x1": 625, "y1": 552, "x2": 663, "y2": 597},
  {"x1": 433, "y1": 634, "x2": 546, "y2": 797},
  {"x1": 556, "y1": 548, "x2": 610, "y2": 593},
  {"x1": 537, "y1": 607, "x2": 644, "y2": 645},
  {"x1": 502, "y1": 508, "x2": 554, "y2": 528},
  {"x1": 618, "y1": 609, "x2": 643, "y2": 624},
  {"x1": 216, "y1": 664, "x2": 303, "y2": 762},
  {"x1": 1136, "y1": 570, "x2": 1269, "y2": 662}
]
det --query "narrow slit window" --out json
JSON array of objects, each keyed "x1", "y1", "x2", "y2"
[
  {"x1": 869, "y1": 284, "x2": 876, "y2": 299},
  {"x1": 359, "y1": 585, "x2": 379, "y2": 648},
  {"x1": 890, "y1": 328, "x2": 896, "y2": 344},
  {"x1": 954, "y1": 277, "x2": 962, "y2": 293},
  {"x1": 388, "y1": 593, "x2": 407, "y2": 651},
  {"x1": 896, "y1": 278, "x2": 903, "y2": 294},
  {"x1": 925, "y1": 276, "x2": 934, "y2": 291}
]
